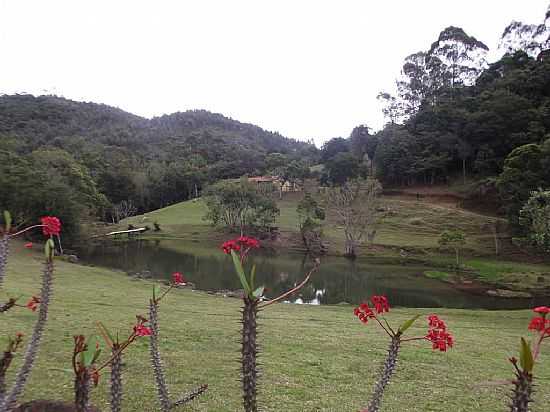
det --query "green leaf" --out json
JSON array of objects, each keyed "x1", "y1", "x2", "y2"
[
  {"x1": 520, "y1": 337, "x2": 534, "y2": 373},
  {"x1": 3, "y1": 211, "x2": 11, "y2": 233},
  {"x1": 44, "y1": 238, "x2": 55, "y2": 260},
  {"x1": 231, "y1": 250, "x2": 251, "y2": 295},
  {"x1": 153, "y1": 285, "x2": 161, "y2": 301},
  {"x1": 398, "y1": 315, "x2": 420, "y2": 334},
  {"x1": 82, "y1": 336, "x2": 99, "y2": 367},
  {"x1": 252, "y1": 286, "x2": 265, "y2": 299},
  {"x1": 250, "y1": 264, "x2": 257, "y2": 291}
]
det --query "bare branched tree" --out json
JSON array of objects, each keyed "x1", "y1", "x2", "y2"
[
  {"x1": 112, "y1": 200, "x2": 137, "y2": 224},
  {"x1": 326, "y1": 178, "x2": 382, "y2": 258}
]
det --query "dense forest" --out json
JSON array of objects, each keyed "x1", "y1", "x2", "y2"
[
  {"x1": 0, "y1": 95, "x2": 318, "y2": 237},
  {"x1": 318, "y1": 16, "x2": 550, "y2": 233}
]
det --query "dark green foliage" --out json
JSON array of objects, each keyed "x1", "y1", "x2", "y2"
[
  {"x1": 372, "y1": 51, "x2": 550, "y2": 191},
  {"x1": 297, "y1": 194, "x2": 325, "y2": 254},
  {"x1": 0, "y1": 95, "x2": 317, "y2": 238},
  {"x1": 497, "y1": 140, "x2": 550, "y2": 229},
  {"x1": 321, "y1": 152, "x2": 361, "y2": 185},
  {"x1": 203, "y1": 179, "x2": 279, "y2": 233},
  {"x1": 519, "y1": 189, "x2": 550, "y2": 253}
]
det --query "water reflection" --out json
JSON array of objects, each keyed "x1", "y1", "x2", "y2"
[{"x1": 77, "y1": 239, "x2": 545, "y2": 309}]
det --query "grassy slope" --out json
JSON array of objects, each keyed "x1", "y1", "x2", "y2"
[
  {"x1": 2, "y1": 244, "x2": 550, "y2": 411},
  {"x1": 124, "y1": 193, "x2": 550, "y2": 282}
]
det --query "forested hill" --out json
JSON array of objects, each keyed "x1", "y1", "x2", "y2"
[
  {"x1": 0, "y1": 94, "x2": 317, "y2": 236},
  {"x1": 0, "y1": 94, "x2": 312, "y2": 158}
]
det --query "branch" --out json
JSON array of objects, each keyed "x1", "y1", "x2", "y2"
[{"x1": 259, "y1": 259, "x2": 319, "y2": 308}]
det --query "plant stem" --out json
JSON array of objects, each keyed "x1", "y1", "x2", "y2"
[
  {"x1": 366, "y1": 334, "x2": 401, "y2": 412},
  {"x1": 110, "y1": 345, "x2": 123, "y2": 412},
  {"x1": 148, "y1": 299, "x2": 171, "y2": 412},
  {"x1": 2, "y1": 259, "x2": 54, "y2": 411},
  {"x1": 241, "y1": 298, "x2": 259, "y2": 412}
]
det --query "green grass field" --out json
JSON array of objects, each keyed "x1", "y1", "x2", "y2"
[
  {"x1": 125, "y1": 192, "x2": 503, "y2": 253},
  {"x1": 2, "y1": 244, "x2": 550, "y2": 411}
]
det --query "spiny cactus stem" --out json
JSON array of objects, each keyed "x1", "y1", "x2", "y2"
[
  {"x1": 241, "y1": 297, "x2": 259, "y2": 412},
  {"x1": 366, "y1": 334, "x2": 401, "y2": 412},
  {"x1": 75, "y1": 369, "x2": 91, "y2": 412},
  {"x1": 0, "y1": 351, "x2": 14, "y2": 401},
  {"x1": 0, "y1": 235, "x2": 8, "y2": 289},
  {"x1": 110, "y1": 344, "x2": 123, "y2": 412},
  {"x1": 149, "y1": 299, "x2": 172, "y2": 412},
  {"x1": 510, "y1": 370, "x2": 533, "y2": 412},
  {"x1": 3, "y1": 259, "x2": 54, "y2": 411}
]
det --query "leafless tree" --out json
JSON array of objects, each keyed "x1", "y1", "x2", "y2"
[
  {"x1": 326, "y1": 178, "x2": 382, "y2": 258},
  {"x1": 112, "y1": 200, "x2": 137, "y2": 224}
]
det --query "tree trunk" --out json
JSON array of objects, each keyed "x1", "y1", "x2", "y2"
[
  {"x1": 344, "y1": 238, "x2": 356, "y2": 259},
  {"x1": 455, "y1": 248, "x2": 460, "y2": 267},
  {"x1": 462, "y1": 158, "x2": 466, "y2": 185}
]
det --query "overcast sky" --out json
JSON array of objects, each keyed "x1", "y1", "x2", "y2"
[{"x1": 0, "y1": 1, "x2": 548, "y2": 145}]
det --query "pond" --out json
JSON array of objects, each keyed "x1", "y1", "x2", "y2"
[{"x1": 77, "y1": 239, "x2": 544, "y2": 309}]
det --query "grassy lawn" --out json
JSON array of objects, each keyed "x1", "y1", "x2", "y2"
[{"x1": 2, "y1": 244, "x2": 550, "y2": 411}]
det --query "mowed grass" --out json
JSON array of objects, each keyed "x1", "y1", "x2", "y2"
[{"x1": 2, "y1": 244, "x2": 550, "y2": 411}]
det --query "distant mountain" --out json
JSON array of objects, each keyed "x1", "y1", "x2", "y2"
[
  {"x1": 0, "y1": 94, "x2": 318, "y2": 231},
  {"x1": 0, "y1": 94, "x2": 311, "y2": 157},
  {"x1": 497, "y1": 4, "x2": 550, "y2": 59}
]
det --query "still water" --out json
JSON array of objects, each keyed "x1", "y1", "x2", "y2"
[{"x1": 77, "y1": 239, "x2": 543, "y2": 309}]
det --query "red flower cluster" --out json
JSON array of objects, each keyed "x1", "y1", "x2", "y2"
[
  {"x1": 221, "y1": 236, "x2": 260, "y2": 255},
  {"x1": 426, "y1": 315, "x2": 453, "y2": 352},
  {"x1": 528, "y1": 306, "x2": 550, "y2": 335},
  {"x1": 354, "y1": 296, "x2": 389, "y2": 324},
  {"x1": 534, "y1": 306, "x2": 550, "y2": 315},
  {"x1": 26, "y1": 296, "x2": 40, "y2": 312},
  {"x1": 41, "y1": 216, "x2": 61, "y2": 236},
  {"x1": 372, "y1": 295, "x2": 390, "y2": 314},
  {"x1": 134, "y1": 324, "x2": 152, "y2": 337},
  {"x1": 354, "y1": 302, "x2": 376, "y2": 324},
  {"x1": 172, "y1": 272, "x2": 186, "y2": 285}
]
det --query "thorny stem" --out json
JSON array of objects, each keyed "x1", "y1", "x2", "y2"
[
  {"x1": 258, "y1": 261, "x2": 319, "y2": 308},
  {"x1": 365, "y1": 334, "x2": 401, "y2": 412},
  {"x1": 0, "y1": 235, "x2": 8, "y2": 289},
  {"x1": 2, "y1": 258, "x2": 54, "y2": 411}
]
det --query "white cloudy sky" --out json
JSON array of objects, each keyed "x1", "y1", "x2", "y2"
[{"x1": 0, "y1": 1, "x2": 548, "y2": 145}]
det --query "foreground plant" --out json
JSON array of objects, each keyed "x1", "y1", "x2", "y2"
[
  {"x1": 97, "y1": 316, "x2": 153, "y2": 412},
  {"x1": 148, "y1": 272, "x2": 207, "y2": 411},
  {"x1": 222, "y1": 236, "x2": 319, "y2": 412},
  {"x1": 353, "y1": 296, "x2": 453, "y2": 412},
  {"x1": 0, "y1": 212, "x2": 61, "y2": 412},
  {"x1": 506, "y1": 306, "x2": 550, "y2": 412}
]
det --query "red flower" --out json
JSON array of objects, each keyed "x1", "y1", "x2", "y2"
[
  {"x1": 371, "y1": 295, "x2": 390, "y2": 314},
  {"x1": 24, "y1": 242, "x2": 33, "y2": 249},
  {"x1": 26, "y1": 296, "x2": 41, "y2": 312},
  {"x1": 221, "y1": 236, "x2": 260, "y2": 254},
  {"x1": 533, "y1": 306, "x2": 550, "y2": 316},
  {"x1": 134, "y1": 324, "x2": 152, "y2": 337},
  {"x1": 172, "y1": 272, "x2": 186, "y2": 285},
  {"x1": 354, "y1": 302, "x2": 376, "y2": 324},
  {"x1": 237, "y1": 236, "x2": 260, "y2": 249},
  {"x1": 528, "y1": 316, "x2": 548, "y2": 332},
  {"x1": 41, "y1": 216, "x2": 61, "y2": 236},
  {"x1": 425, "y1": 314, "x2": 453, "y2": 352}
]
